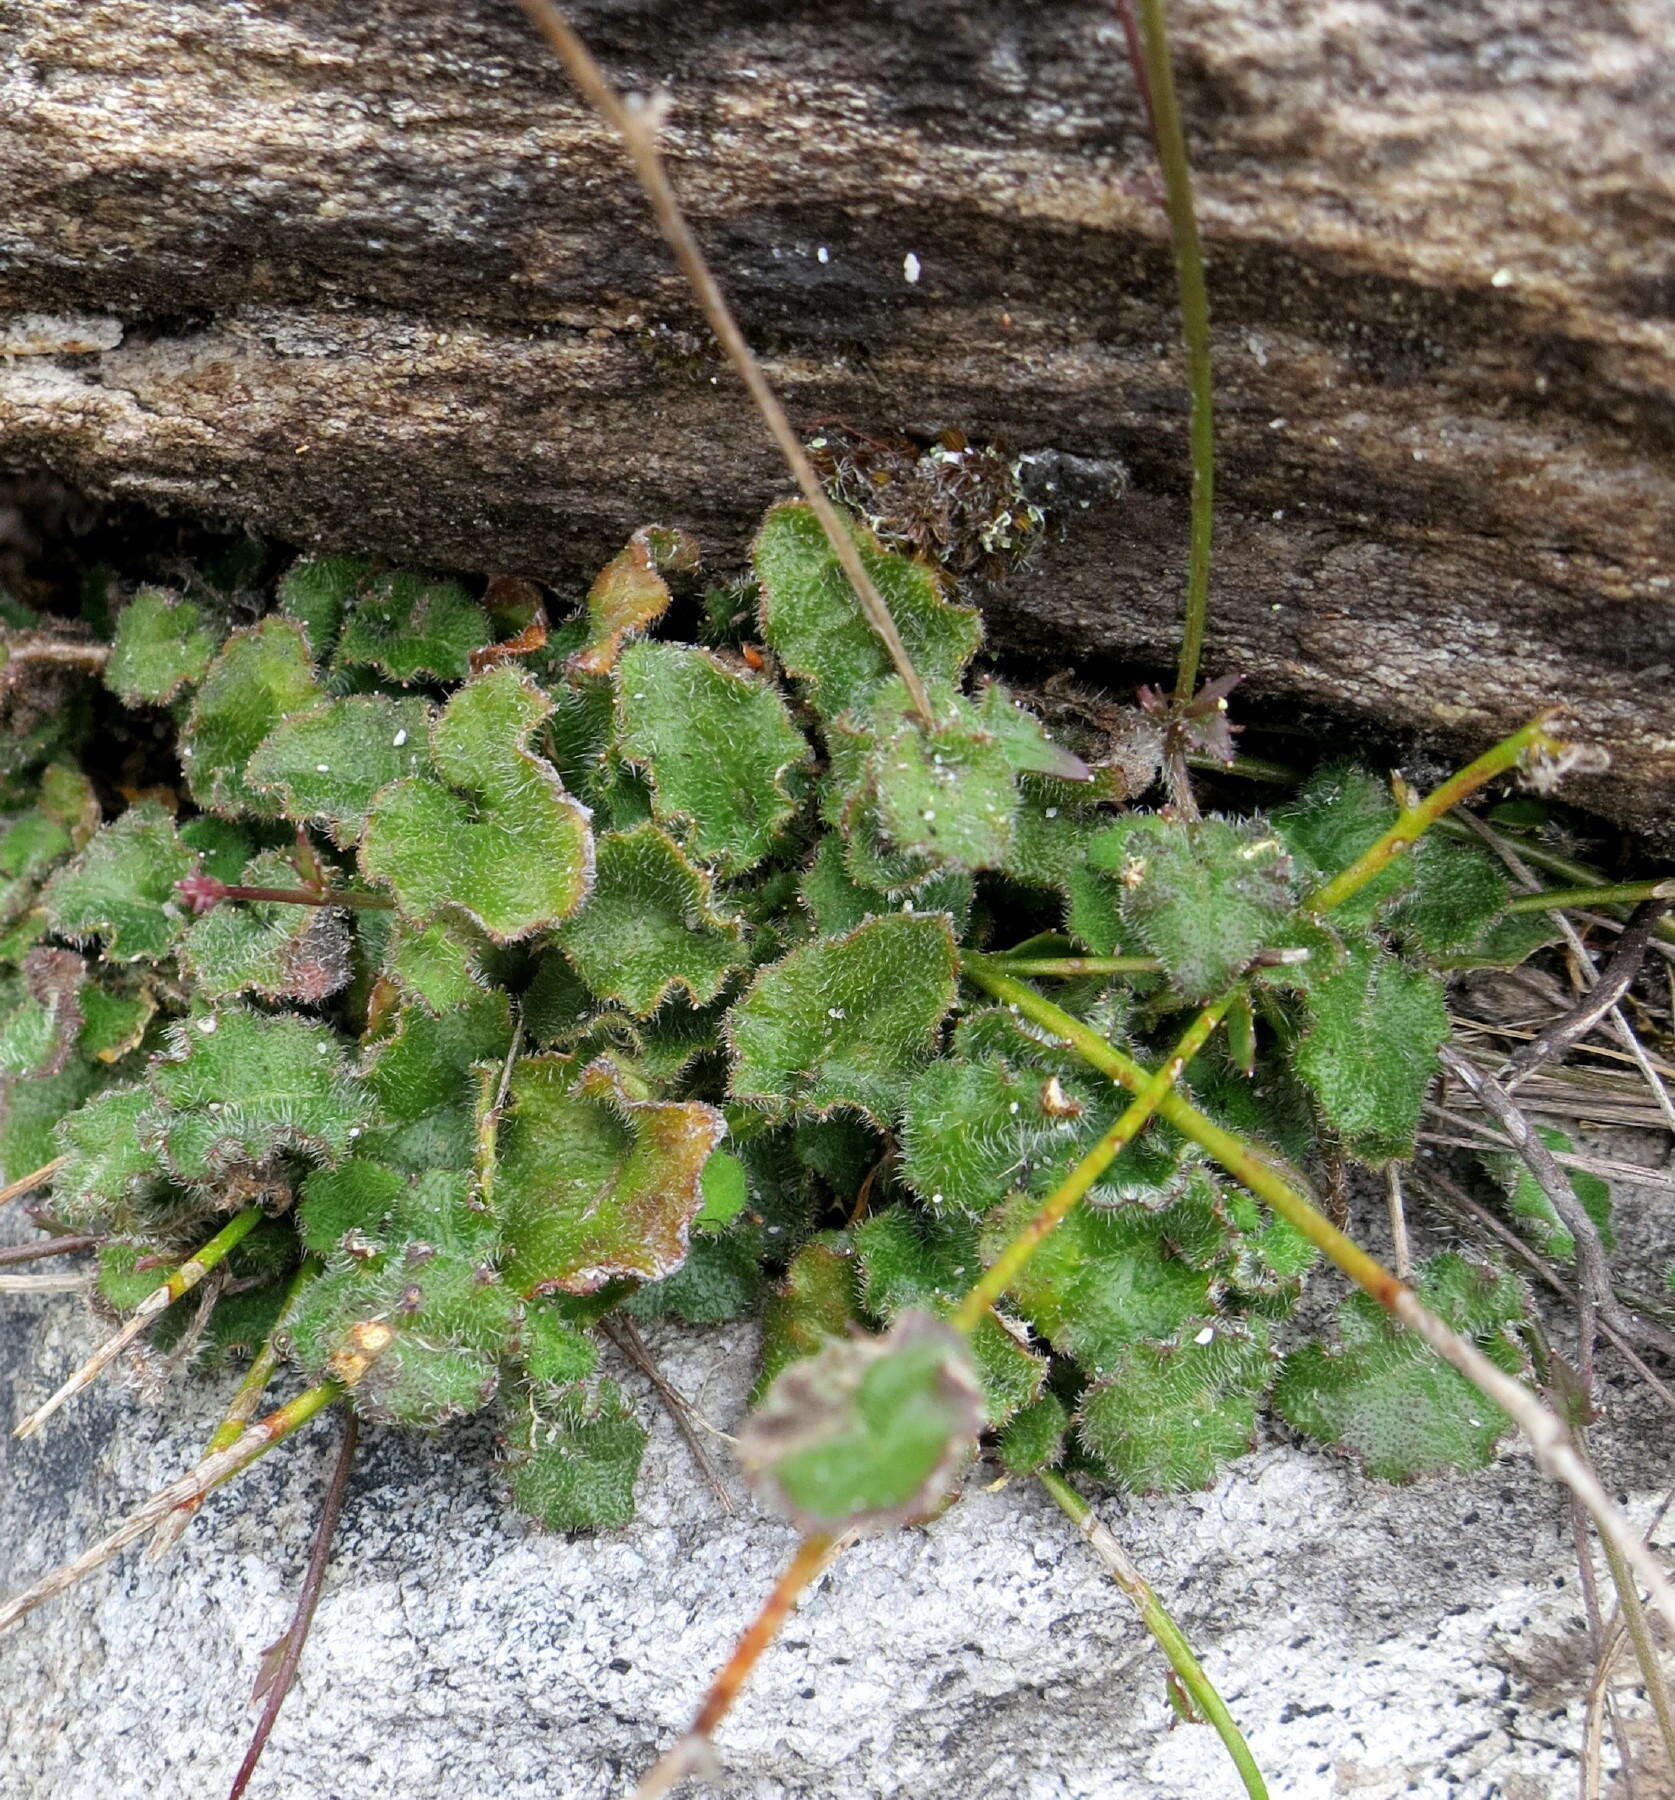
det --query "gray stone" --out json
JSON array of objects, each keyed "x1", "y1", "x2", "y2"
[{"x1": 1, "y1": 1236, "x2": 1672, "y2": 1800}]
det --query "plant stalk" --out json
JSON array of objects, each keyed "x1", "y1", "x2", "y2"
[
  {"x1": 13, "y1": 1205, "x2": 266, "y2": 1440},
  {"x1": 1039, "y1": 1469, "x2": 1268, "y2": 1800},
  {"x1": 961, "y1": 956, "x2": 1675, "y2": 1633},
  {"x1": 0, "y1": 1379, "x2": 346, "y2": 1636},
  {"x1": 149, "y1": 1256, "x2": 323, "y2": 1558},
  {"x1": 1505, "y1": 880, "x2": 1675, "y2": 915},
  {"x1": 0, "y1": 1156, "x2": 66, "y2": 1209},
  {"x1": 952, "y1": 993, "x2": 1232, "y2": 1331},
  {"x1": 1304, "y1": 715, "x2": 1566, "y2": 915},
  {"x1": 226, "y1": 1410, "x2": 360, "y2": 1800},
  {"x1": 513, "y1": 0, "x2": 935, "y2": 726},
  {"x1": 632, "y1": 1531, "x2": 843, "y2": 1798},
  {"x1": 1127, "y1": 0, "x2": 1215, "y2": 705}
]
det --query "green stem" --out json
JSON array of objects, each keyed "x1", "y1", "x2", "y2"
[
  {"x1": 1505, "y1": 879, "x2": 1674, "y2": 915},
  {"x1": 1039, "y1": 1469, "x2": 1269, "y2": 1800},
  {"x1": 160, "y1": 1205, "x2": 265, "y2": 1304},
  {"x1": 1184, "y1": 750, "x2": 1298, "y2": 786},
  {"x1": 952, "y1": 994, "x2": 1231, "y2": 1332},
  {"x1": 1131, "y1": 0, "x2": 1215, "y2": 704},
  {"x1": 1598, "y1": 1527, "x2": 1675, "y2": 1776},
  {"x1": 962, "y1": 954, "x2": 1675, "y2": 1633},
  {"x1": 150, "y1": 1257, "x2": 324, "y2": 1556},
  {"x1": 0, "y1": 1378, "x2": 346, "y2": 1637},
  {"x1": 223, "y1": 883, "x2": 394, "y2": 911},
  {"x1": 985, "y1": 955, "x2": 1163, "y2": 978},
  {"x1": 13, "y1": 1205, "x2": 267, "y2": 1441},
  {"x1": 1304, "y1": 716, "x2": 1565, "y2": 915}
]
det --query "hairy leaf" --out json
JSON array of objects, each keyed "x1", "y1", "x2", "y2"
[
  {"x1": 336, "y1": 570, "x2": 492, "y2": 683},
  {"x1": 1273, "y1": 1253, "x2": 1528, "y2": 1481},
  {"x1": 558, "y1": 824, "x2": 747, "y2": 1017},
  {"x1": 277, "y1": 553, "x2": 374, "y2": 656},
  {"x1": 728, "y1": 913, "x2": 958, "y2": 1124},
  {"x1": 982, "y1": 1191, "x2": 1219, "y2": 1375},
  {"x1": 105, "y1": 589, "x2": 222, "y2": 705},
  {"x1": 755, "y1": 1236, "x2": 861, "y2": 1401},
  {"x1": 360, "y1": 667, "x2": 594, "y2": 942},
  {"x1": 41, "y1": 800, "x2": 195, "y2": 964},
  {"x1": 147, "y1": 1006, "x2": 375, "y2": 1185},
  {"x1": 184, "y1": 618, "x2": 319, "y2": 816},
  {"x1": 616, "y1": 641, "x2": 809, "y2": 874},
  {"x1": 246, "y1": 694, "x2": 432, "y2": 848},
  {"x1": 754, "y1": 501, "x2": 982, "y2": 720},
  {"x1": 1077, "y1": 1324, "x2": 1274, "y2": 1492},
  {"x1": 497, "y1": 1053, "x2": 726, "y2": 1295},
  {"x1": 1290, "y1": 941, "x2": 1448, "y2": 1166},
  {"x1": 1481, "y1": 1125, "x2": 1613, "y2": 1263},
  {"x1": 503, "y1": 1380, "x2": 647, "y2": 1530},
  {"x1": 181, "y1": 851, "x2": 352, "y2": 1003},
  {"x1": 569, "y1": 526, "x2": 696, "y2": 677},
  {"x1": 1087, "y1": 815, "x2": 1296, "y2": 1002}
]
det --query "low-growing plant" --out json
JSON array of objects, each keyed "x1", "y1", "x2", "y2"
[{"x1": 1, "y1": 3, "x2": 1672, "y2": 1796}]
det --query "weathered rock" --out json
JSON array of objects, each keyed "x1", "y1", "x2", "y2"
[
  {"x1": 0, "y1": 1, "x2": 1671, "y2": 837},
  {"x1": 2, "y1": 1221, "x2": 1673, "y2": 1800}
]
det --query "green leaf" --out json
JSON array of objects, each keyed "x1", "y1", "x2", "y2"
[
  {"x1": 853, "y1": 1207, "x2": 1046, "y2": 1426},
  {"x1": 1086, "y1": 815, "x2": 1296, "y2": 1003},
  {"x1": 695, "y1": 1149, "x2": 749, "y2": 1231},
  {"x1": 277, "y1": 554, "x2": 374, "y2": 656},
  {"x1": 515, "y1": 1299, "x2": 603, "y2": 1385},
  {"x1": 798, "y1": 835, "x2": 972, "y2": 938},
  {"x1": 1273, "y1": 1253, "x2": 1529, "y2": 1481},
  {"x1": 981, "y1": 1192, "x2": 1218, "y2": 1375},
  {"x1": 1481, "y1": 1126, "x2": 1612, "y2": 1263},
  {"x1": 105, "y1": 588, "x2": 222, "y2": 705},
  {"x1": 287, "y1": 1166, "x2": 517, "y2": 1425},
  {"x1": 615, "y1": 641, "x2": 810, "y2": 874},
  {"x1": 1273, "y1": 764, "x2": 1411, "y2": 928},
  {"x1": 184, "y1": 618, "x2": 319, "y2": 817},
  {"x1": 77, "y1": 981, "x2": 158, "y2": 1064},
  {"x1": 41, "y1": 799, "x2": 195, "y2": 963},
  {"x1": 381, "y1": 917, "x2": 489, "y2": 1014},
  {"x1": 899, "y1": 1052, "x2": 1087, "y2": 1217},
  {"x1": 296, "y1": 1158, "x2": 407, "y2": 1256},
  {"x1": 753, "y1": 501, "x2": 982, "y2": 720},
  {"x1": 245, "y1": 694, "x2": 433, "y2": 849},
  {"x1": 624, "y1": 1218, "x2": 765, "y2": 1326},
  {"x1": 360, "y1": 667, "x2": 594, "y2": 942},
  {"x1": 335, "y1": 570, "x2": 492, "y2": 683},
  {"x1": 181, "y1": 851, "x2": 352, "y2": 1003},
  {"x1": 360, "y1": 991, "x2": 513, "y2": 1172},
  {"x1": 996, "y1": 1390, "x2": 1070, "y2": 1475},
  {"x1": 50, "y1": 1085, "x2": 170, "y2": 1231},
  {"x1": 558, "y1": 824, "x2": 747, "y2": 1017},
  {"x1": 0, "y1": 949, "x2": 84, "y2": 1077},
  {"x1": 1388, "y1": 836, "x2": 1509, "y2": 956},
  {"x1": 1077, "y1": 1324, "x2": 1274, "y2": 1492},
  {"x1": 865, "y1": 681, "x2": 1019, "y2": 871},
  {"x1": 1290, "y1": 941, "x2": 1448, "y2": 1166},
  {"x1": 147, "y1": 1006, "x2": 376, "y2": 1185},
  {"x1": 728, "y1": 913, "x2": 958, "y2": 1124},
  {"x1": 738, "y1": 1311, "x2": 985, "y2": 1533},
  {"x1": 1, "y1": 1054, "x2": 106, "y2": 1178},
  {"x1": 497, "y1": 1053, "x2": 726, "y2": 1295},
  {"x1": 568, "y1": 526, "x2": 696, "y2": 677},
  {"x1": 755, "y1": 1236, "x2": 860, "y2": 1401},
  {"x1": 503, "y1": 1380, "x2": 647, "y2": 1531}
]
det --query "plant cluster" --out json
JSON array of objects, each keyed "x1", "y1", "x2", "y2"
[{"x1": 1, "y1": 500, "x2": 1583, "y2": 1543}]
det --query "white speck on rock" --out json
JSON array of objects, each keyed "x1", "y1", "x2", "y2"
[{"x1": 903, "y1": 251, "x2": 921, "y2": 284}]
